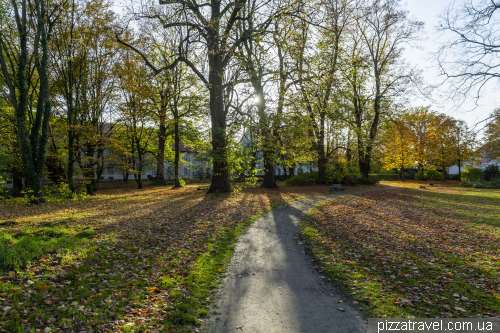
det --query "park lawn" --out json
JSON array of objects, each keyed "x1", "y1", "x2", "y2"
[
  {"x1": 384, "y1": 180, "x2": 500, "y2": 231},
  {"x1": 0, "y1": 184, "x2": 334, "y2": 333},
  {"x1": 300, "y1": 186, "x2": 500, "y2": 319}
]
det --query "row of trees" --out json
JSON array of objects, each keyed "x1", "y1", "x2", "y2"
[
  {"x1": 1, "y1": 0, "x2": 498, "y2": 199},
  {"x1": 381, "y1": 106, "x2": 476, "y2": 179},
  {"x1": 1, "y1": 0, "x2": 210, "y2": 198}
]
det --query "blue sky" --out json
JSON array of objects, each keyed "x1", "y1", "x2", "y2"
[{"x1": 403, "y1": 0, "x2": 498, "y2": 131}]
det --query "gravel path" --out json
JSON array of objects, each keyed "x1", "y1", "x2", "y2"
[{"x1": 202, "y1": 191, "x2": 375, "y2": 333}]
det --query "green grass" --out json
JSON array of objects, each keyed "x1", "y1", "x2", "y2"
[
  {"x1": 0, "y1": 185, "x2": 336, "y2": 332},
  {"x1": 0, "y1": 225, "x2": 95, "y2": 272},
  {"x1": 300, "y1": 187, "x2": 500, "y2": 318},
  {"x1": 414, "y1": 187, "x2": 500, "y2": 232}
]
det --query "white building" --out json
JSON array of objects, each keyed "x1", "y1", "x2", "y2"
[
  {"x1": 98, "y1": 143, "x2": 211, "y2": 182},
  {"x1": 448, "y1": 160, "x2": 499, "y2": 175}
]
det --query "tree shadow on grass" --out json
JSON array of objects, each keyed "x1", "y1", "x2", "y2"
[
  {"x1": 407, "y1": 188, "x2": 500, "y2": 229},
  {"x1": 204, "y1": 190, "x2": 369, "y2": 333},
  {"x1": 301, "y1": 189, "x2": 500, "y2": 317},
  {"x1": 2, "y1": 186, "x2": 324, "y2": 332}
]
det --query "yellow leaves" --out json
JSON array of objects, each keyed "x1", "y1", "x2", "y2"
[{"x1": 38, "y1": 284, "x2": 50, "y2": 291}]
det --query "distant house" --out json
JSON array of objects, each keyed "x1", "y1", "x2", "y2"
[
  {"x1": 240, "y1": 132, "x2": 317, "y2": 177},
  {"x1": 1, "y1": 142, "x2": 211, "y2": 189},
  {"x1": 97, "y1": 142, "x2": 211, "y2": 182},
  {"x1": 448, "y1": 160, "x2": 499, "y2": 175}
]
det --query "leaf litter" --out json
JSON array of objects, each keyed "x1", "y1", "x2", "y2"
[
  {"x1": 0, "y1": 184, "x2": 338, "y2": 332},
  {"x1": 300, "y1": 187, "x2": 500, "y2": 319}
]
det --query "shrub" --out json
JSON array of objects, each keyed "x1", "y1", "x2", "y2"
[
  {"x1": 461, "y1": 178, "x2": 500, "y2": 189},
  {"x1": 360, "y1": 175, "x2": 379, "y2": 184},
  {"x1": 369, "y1": 174, "x2": 400, "y2": 181},
  {"x1": 424, "y1": 169, "x2": 443, "y2": 181},
  {"x1": 461, "y1": 168, "x2": 484, "y2": 181},
  {"x1": 327, "y1": 169, "x2": 362, "y2": 185},
  {"x1": 490, "y1": 177, "x2": 500, "y2": 186},
  {"x1": 484, "y1": 165, "x2": 500, "y2": 181},
  {"x1": 284, "y1": 172, "x2": 318, "y2": 186},
  {"x1": 415, "y1": 170, "x2": 444, "y2": 181},
  {"x1": 179, "y1": 179, "x2": 186, "y2": 187}
]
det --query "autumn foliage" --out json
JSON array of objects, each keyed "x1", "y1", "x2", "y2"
[
  {"x1": 0, "y1": 185, "x2": 333, "y2": 332},
  {"x1": 301, "y1": 185, "x2": 500, "y2": 318}
]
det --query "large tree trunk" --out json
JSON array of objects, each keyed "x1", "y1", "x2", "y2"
[
  {"x1": 257, "y1": 101, "x2": 277, "y2": 188},
  {"x1": 156, "y1": 93, "x2": 167, "y2": 180},
  {"x1": 207, "y1": 54, "x2": 230, "y2": 193},
  {"x1": 317, "y1": 112, "x2": 327, "y2": 184},
  {"x1": 359, "y1": 146, "x2": 372, "y2": 178},
  {"x1": 28, "y1": 1, "x2": 52, "y2": 201},
  {"x1": 12, "y1": 168, "x2": 23, "y2": 193},
  {"x1": 12, "y1": 0, "x2": 35, "y2": 197},
  {"x1": 66, "y1": 35, "x2": 76, "y2": 192},
  {"x1": 261, "y1": 146, "x2": 277, "y2": 188},
  {"x1": 174, "y1": 107, "x2": 181, "y2": 188},
  {"x1": 82, "y1": 144, "x2": 95, "y2": 195},
  {"x1": 137, "y1": 171, "x2": 143, "y2": 189}
]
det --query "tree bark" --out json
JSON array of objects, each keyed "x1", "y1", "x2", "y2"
[
  {"x1": 207, "y1": 53, "x2": 230, "y2": 193},
  {"x1": 156, "y1": 92, "x2": 167, "y2": 180},
  {"x1": 66, "y1": 0, "x2": 76, "y2": 193},
  {"x1": 174, "y1": 107, "x2": 181, "y2": 188},
  {"x1": 317, "y1": 112, "x2": 327, "y2": 184}
]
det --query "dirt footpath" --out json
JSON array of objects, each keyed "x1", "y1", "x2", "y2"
[{"x1": 202, "y1": 192, "x2": 371, "y2": 333}]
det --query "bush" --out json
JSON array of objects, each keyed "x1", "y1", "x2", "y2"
[
  {"x1": 370, "y1": 173, "x2": 415, "y2": 181},
  {"x1": 424, "y1": 169, "x2": 443, "y2": 181},
  {"x1": 460, "y1": 178, "x2": 500, "y2": 189},
  {"x1": 414, "y1": 170, "x2": 443, "y2": 181},
  {"x1": 461, "y1": 168, "x2": 484, "y2": 181},
  {"x1": 284, "y1": 172, "x2": 318, "y2": 186},
  {"x1": 327, "y1": 169, "x2": 362, "y2": 185},
  {"x1": 484, "y1": 165, "x2": 500, "y2": 181},
  {"x1": 360, "y1": 175, "x2": 379, "y2": 184},
  {"x1": 369, "y1": 174, "x2": 400, "y2": 181},
  {"x1": 179, "y1": 179, "x2": 186, "y2": 187}
]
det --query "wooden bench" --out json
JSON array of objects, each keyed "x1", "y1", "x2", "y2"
[{"x1": 330, "y1": 184, "x2": 345, "y2": 192}]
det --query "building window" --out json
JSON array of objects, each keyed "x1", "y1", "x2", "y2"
[
  {"x1": 108, "y1": 176, "x2": 114, "y2": 180},
  {"x1": 6, "y1": 180, "x2": 12, "y2": 184},
  {"x1": 108, "y1": 166, "x2": 114, "y2": 174}
]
